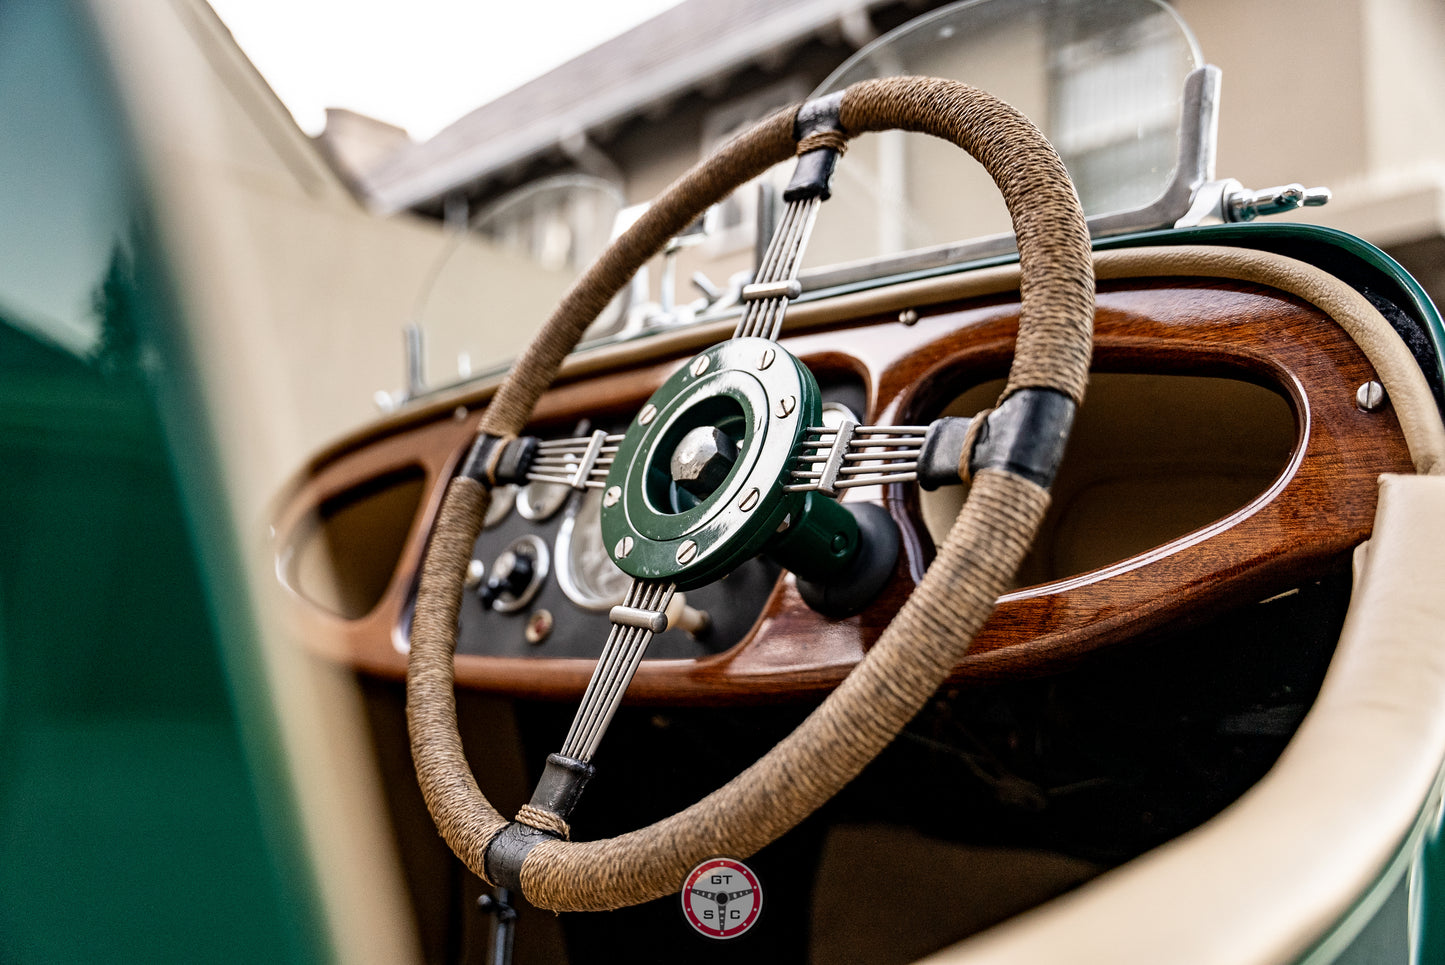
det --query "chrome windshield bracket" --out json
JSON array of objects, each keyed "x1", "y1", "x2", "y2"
[
  {"x1": 1176, "y1": 178, "x2": 1332, "y2": 228},
  {"x1": 1226, "y1": 183, "x2": 1332, "y2": 222}
]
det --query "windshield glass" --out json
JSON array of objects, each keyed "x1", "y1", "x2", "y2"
[
  {"x1": 411, "y1": 0, "x2": 1204, "y2": 399},
  {"x1": 802, "y1": 0, "x2": 1201, "y2": 271},
  {"x1": 407, "y1": 175, "x2": 626, "y2": 399}
]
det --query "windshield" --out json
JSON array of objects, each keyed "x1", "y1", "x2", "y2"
[
  {"x1": 803, "y1": 0, "x2": 1201, "y2": 270},
  {"x1": 409, "y1": 0, "x2": 1205, "y2": 400},
  {"x1": 404, "y1": 175, "x2": 626, "y2": 402}
]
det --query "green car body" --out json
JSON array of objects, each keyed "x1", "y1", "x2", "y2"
[{"x1": 0, "y1": 3, "x2": 322, "y2": 959}]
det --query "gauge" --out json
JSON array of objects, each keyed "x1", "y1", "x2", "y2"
[
  {"x1": 517, "y1": 480, "x2": 571, "y2": 521},
  {"x1": 483, "y1": 484, "x2": 516, "y2": 529},
  {"x1": 555, "y1": 488, "x2": 633, "y2": 611}
]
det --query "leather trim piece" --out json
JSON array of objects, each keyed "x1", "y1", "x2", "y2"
[{"x1": 928, "y1": 474, "x2": 1445, "y2": 965}]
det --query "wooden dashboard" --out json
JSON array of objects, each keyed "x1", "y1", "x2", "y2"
[{"x1": 271, "y1": 274, "x2": 1414, "y2": 702}]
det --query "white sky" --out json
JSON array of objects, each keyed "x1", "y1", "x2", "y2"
[{"x1": 207, "y1": 0, "x2": 683, "y2": 141}]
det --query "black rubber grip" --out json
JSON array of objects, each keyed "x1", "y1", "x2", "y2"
[{"x1": 917, "y1": 416, "x2": 975, "y2": 490}]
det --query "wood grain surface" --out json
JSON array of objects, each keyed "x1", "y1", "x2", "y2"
[{"x1": 271, "y1": 279, "x2": 1415, "y2": 701}]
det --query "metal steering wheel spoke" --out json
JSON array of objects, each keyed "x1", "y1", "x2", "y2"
[
  {"x1": 558, "y1": 577, "x2": 677, "y2": 763},
  {"x1": 524, "y1": 430, "x2": 624, "y2": 490},
  {"x1": 783, "y1": 402, "x2": 1088, "y2": 496},
  {"x1": 732, "y1": 196, "x2": 821, "y2": 341},
  {"x1": 787, "y1": 422, "x2": 932, "y2": 494}
]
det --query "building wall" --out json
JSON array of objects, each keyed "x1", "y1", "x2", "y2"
[{"x1": 1178, "y1": 0, "x2": 1445, "y2": 297}]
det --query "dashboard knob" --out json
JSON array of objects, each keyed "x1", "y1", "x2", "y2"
[
  {"x1": 478, "y1": 550, "x2": 533, "y2": 609},
  {"x1": 476, "y1": 535, "x2": 550, "y2": 612}
]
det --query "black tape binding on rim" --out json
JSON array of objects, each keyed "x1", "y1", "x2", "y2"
[
  {"x1": 785, "y1": 91, "x2": 846, "y2": 202},
  {"x1": 969, "y1": 388, "x2": 1077, "y2": 489},
  {"x1": 484, "y1": 754, "x2": 595, "y2": 890},
  {"x1": 460, "y1": 433, "x2": 539, "y2": 487}
]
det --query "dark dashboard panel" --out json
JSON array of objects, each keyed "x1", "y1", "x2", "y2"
[
  {"x1": 416, "y1": 375, "x2": 863, "y2": 663},
  {"x1": 449, "y1": 490, "x2": 780, "y2": 661},
  {"x1": 273, "y1": 276, "x2": 1415, "y2": 701}
]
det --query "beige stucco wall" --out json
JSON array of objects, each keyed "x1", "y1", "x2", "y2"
[
  {"x1": 1178, "y1": 0, "x2": 1445, "y2": 261},
  {"x1": 100, "y1": 0, "x2": 571, "y2": 507}
]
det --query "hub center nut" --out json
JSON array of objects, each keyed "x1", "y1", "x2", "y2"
[
  {"x1": 670, "y1": 425, "x2": 738, "y2": 499},
  {"x1": 599, "y1": 336, "x2": 821, "y2": 589}
]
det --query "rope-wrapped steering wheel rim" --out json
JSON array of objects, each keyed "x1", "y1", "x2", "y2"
[{"x1": 406, "y1": 75, "x2": 1095, "y2": 912}]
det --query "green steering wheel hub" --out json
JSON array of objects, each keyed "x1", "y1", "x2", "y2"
[{"x1": 601, "y1": 337, "x2": 837, "y2": 590}]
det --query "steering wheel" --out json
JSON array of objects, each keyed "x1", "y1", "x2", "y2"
[{"x1": 407, "y1": 76, "x2": 1094, "y2": 913}]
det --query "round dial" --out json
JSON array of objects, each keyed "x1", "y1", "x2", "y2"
[
  {"x1": 483, "y1": 484, "x2": 516, "y2": 529},
  {"x1": 517, "y1": 479, "x2": 571, "y2": 521},
  {"x1": 821, "y1": 400, "x2": 860, "y2": 429},
  {"x1": 555, "y1": 488, "x2": 633, "y2": 611}
]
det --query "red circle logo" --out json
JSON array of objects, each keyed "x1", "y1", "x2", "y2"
[{"x1": 680, "y1": 857, "x2": 762, "y2": 939}]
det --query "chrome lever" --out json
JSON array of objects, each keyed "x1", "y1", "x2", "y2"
[{"x1": 1227, "y1": 183, "x2": 1332, "y2": 222}]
